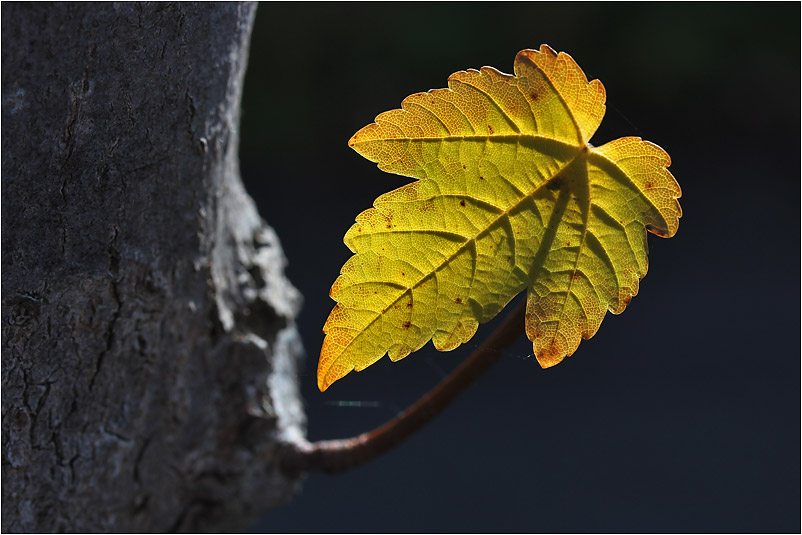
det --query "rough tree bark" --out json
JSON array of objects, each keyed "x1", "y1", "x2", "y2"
[{"x1": 1, "y1": 3, "x2": 306, "y2": 532}]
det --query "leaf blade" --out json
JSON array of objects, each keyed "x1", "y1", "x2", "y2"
[{"x1": 320, "y1": 46, "x2": 681, "y2": 390}]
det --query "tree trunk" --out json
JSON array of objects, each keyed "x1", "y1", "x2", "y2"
[{"x1": 1, "y1": 3, "x2": 305, "y2": 532}]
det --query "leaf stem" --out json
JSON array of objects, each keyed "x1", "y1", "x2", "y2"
[{"x1": 279, "y1": 297, "x2": 527, "y2": 475}]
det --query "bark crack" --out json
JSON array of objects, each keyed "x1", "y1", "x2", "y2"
[{"x1": 89, "y1": 228, "x2": 123, "y2": 391}]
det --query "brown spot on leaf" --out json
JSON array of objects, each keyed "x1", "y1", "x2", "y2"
[
  {"x1": 547, "y1": 176, "x2": 564, "y2": 191},
  {"x1": 529, "y1": 90, "x2": 539, "y2": 101},
  {"x1": 386, "y1": 224, "x2": 392, "y2": 229},
  {"x1": 572, "y1": 272, "x2": 581, "y2": 281},
  {"x1": 406, "y1": 302, "x2": 413, "y2": 309},
  {"x1": 459, "y1": 200, "x2": 466, "y2": 207},
  {"x1": 535, "y1": 339, "x2": 563, "y2": 368},
  {"x1": 402, "y1": 321, "x2": 411, "y2": 329},
  {"x1": 479, "y1": 176, "x2": 485, "y2": 180},
  {"x1": 645, "y1": 180, "x2": 654, "y2": 189},
  {"x1": 487, "y1": 124, "x2": 495, "y2": 134},
  {"x1": 454, "y1": 297, "x2": 463, "y2": 304}
]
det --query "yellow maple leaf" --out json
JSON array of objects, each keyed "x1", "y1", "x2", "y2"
[{"x1": 319, "y1": 45, "x2": 682, "y2": 391}]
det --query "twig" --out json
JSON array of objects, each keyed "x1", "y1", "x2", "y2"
[{"x1": 279, "y1": 297, "x2": 527, "y2": 475}]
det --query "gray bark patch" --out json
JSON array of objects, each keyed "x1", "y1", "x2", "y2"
[{"x1": 1, "y1": 3, "x2": 306, "y2": 532}]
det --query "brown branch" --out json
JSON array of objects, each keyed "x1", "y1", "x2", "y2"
[{"x1": 279, "y1": 297, "x2": 527, "y2": 475}]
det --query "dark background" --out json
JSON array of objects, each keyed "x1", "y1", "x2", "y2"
[{"x1": 241, "y1": 3, "x2": 800, "y2": 532}]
